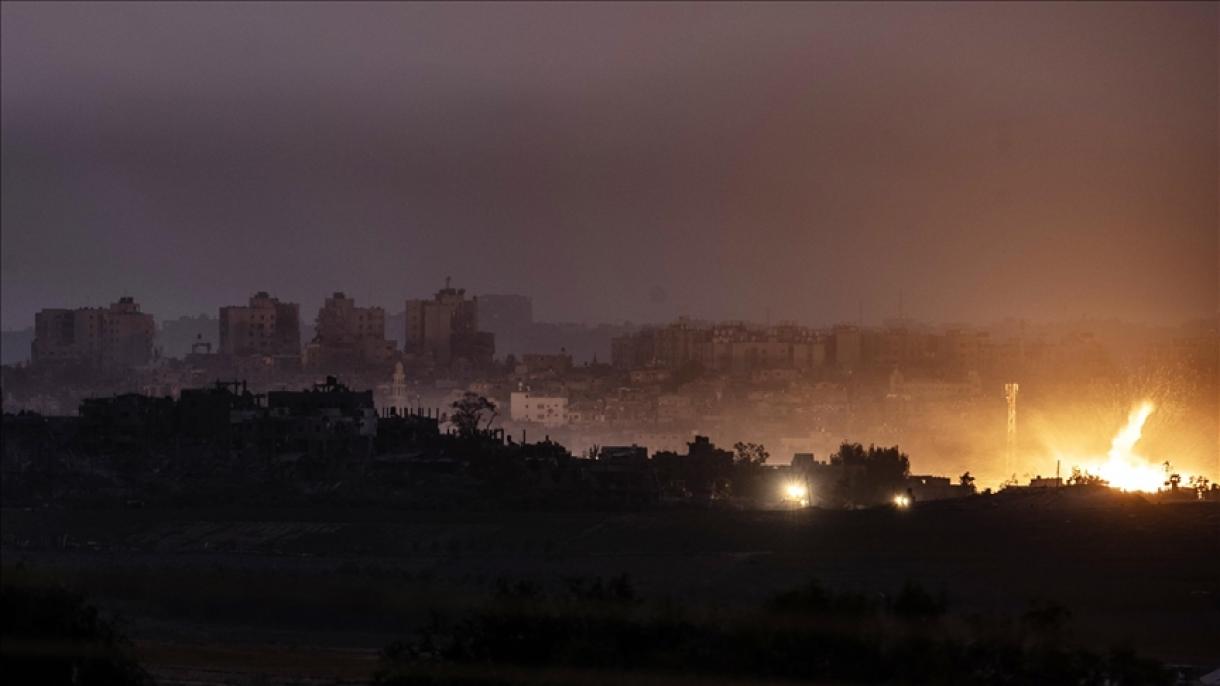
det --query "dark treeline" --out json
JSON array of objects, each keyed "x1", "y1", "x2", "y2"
[
  {"x1": 373, "y1": 575, "x2": 1172, "y2": 686},
  {"x1": 2, "y1": 383, "x2": 934, "y2": 511},
  {"x1": 1, "y1": 567, "x2": 153, "y2": 686}
]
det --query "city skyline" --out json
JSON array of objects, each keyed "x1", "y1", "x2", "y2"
[
  {"x1": 14, "y1": 280, "x2": 1220, "y2": 333},
  {"x1": 3, "y1": 2, "x2": 1216, "y2": 330},
  {"x1": 10, "y1": 282, "x2": 1217, "y2": 486},
  {"x1": 3, "y1": 4, "x2": 1217, "y2": 682}
]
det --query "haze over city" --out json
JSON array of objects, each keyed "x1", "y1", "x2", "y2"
[
  {"x1": 2, "y1": 3, "x2": 1218, "y2": 685},
  {"x1": 2, "y1": 2, "x2": 1216, "y2": 329}
]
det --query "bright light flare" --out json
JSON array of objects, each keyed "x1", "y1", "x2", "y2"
[
  {"x1": 893, "y1": 494, "x2": 911, "y2": 508},
  {"x1": 1070, "y1": 401, "x2": 1190, "y2": 493},
  {"x1": 783, "y1": 482, "x2": 809, "y2": 507}
]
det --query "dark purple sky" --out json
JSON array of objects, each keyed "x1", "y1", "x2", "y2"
[{"x1": 2, "y1": 2, "x2": 1216, "y2": 329}]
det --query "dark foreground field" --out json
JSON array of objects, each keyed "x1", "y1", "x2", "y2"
[{"x1": 3, "y1": 489, "x2": 1218, "y2": 684}]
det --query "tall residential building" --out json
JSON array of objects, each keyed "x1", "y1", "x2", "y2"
[
  {"x1": 405, "y1": 279, "x2": 495, "y2": 367},
  {"x1": 219, "y1": 291, "x2": 301, "y2": 358},
  {"x1": 611, "y1": 328, "x2": 656, "y2": 370},
  {"x1": 653, "y1": 318, "x2": 707, "y2": 369},
  {"x1": 303, "y1": 292, "x2": 394, "y2": 369},
  {"x1": 610, "y1": 319, "x2": 711, "y2": 371},
  {"x1": 31, "y1": 297, "x2": 155, "y2": 369},
  {"x1": 613, "y1": 319, "x2": 830, "y2": 373}
]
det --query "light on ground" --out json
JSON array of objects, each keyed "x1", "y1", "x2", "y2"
[{"x1": 783, "y1": 482, "x2": 809, "y2": 507}]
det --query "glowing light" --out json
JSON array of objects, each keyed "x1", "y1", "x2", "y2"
[
  {"x1": 893, "y1": 494, "x2": 911, "y2": 508},
  {"x1": 783, "y1": 482, "x2": 809, "y2": 507},
  {"x1": 1070, "y1": 401, "x2": 1189, "y2": 493}
]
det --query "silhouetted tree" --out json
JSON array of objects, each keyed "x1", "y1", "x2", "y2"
[
  {"x1": 831, "y1": 443, "x2": 910, "y2": 507},
  {"x1": 732, "y1": 442, "x2": 769, "y2": 467},
  {"x1": 450, "y1": 392, "x2": 497, "y2": 438},
  {"x1": 1067, "y1": 466, "x2": 1105, "y2": 487},
  {"x1": 960, "y1": 471, "x2": 975, "y2": 489}
]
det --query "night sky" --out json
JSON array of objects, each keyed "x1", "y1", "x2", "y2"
[{"x1": 2, "y1": 2, "x2": 1215, "y2": 329}]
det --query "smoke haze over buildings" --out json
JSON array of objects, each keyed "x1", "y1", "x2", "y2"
[
  {"x1": 2, "y1": 2, "x2": 1216, "y2": 329},
  {"x1": 4, "y1": 8, "x2": 1220, "y2": 681}
]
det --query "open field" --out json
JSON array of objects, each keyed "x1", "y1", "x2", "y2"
[{"x1": 4, "y1": 490, "x2": 1218, "y2": 683}]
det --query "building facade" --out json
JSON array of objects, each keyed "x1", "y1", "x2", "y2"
[
  {"x1": 31, "y1": 297, "x2": 155, "y2": 369},
  {"x1": 304, "y1": 292, "x2": 394, "y2": 369},
  {"x1": 612, "y1": 320, "x2": 830, "y2": 374},
  {"x1": 405, "y1": 279, "x2": 495, "y2": 367},
  {"x1": 219, "y1": 291, "x2": 301, "y2": 358},
  {"x1": 519, "y1": 352, "x2": 573, "y2": 376},
  {"x1": 509, "y1": 391, "x2": 568, "y2": 427}
]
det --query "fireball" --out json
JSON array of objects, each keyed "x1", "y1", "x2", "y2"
[{"x1": 1074, "y1": 401, "x2": 1183, "y2": 493}]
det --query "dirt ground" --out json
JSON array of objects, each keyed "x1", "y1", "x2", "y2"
[{"x1": 3, "y1": 489, "x2": 1217, "y2": 684}]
